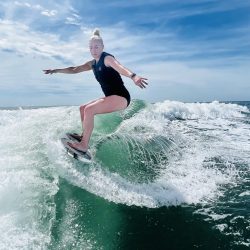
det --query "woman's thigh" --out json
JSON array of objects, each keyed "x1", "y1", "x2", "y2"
[
  {"x1": 80, "y1": 97, "x2": 105, "y2": 110},
  {"x1": 85, "y1": 95, "x2": 127, "y2": 115}
]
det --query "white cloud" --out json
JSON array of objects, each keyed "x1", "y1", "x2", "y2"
[
  {"x1": 12, "y1": 1, "x2": 68, "y2": 19},
  {"x1": 0, "y1": 19, "x2": 88, "y2": 63},
  {"x1": 65, "y1": 15, "x2": 81, "y2": 26},
  {"x1": 0, "y1": 0, "x2": 249, "y2": 106},
  {"x1": 0, "y1": 16, "x2": 249, "y2": 91},
  {"x1": 107, "y1": 0, "x2": 250, "y2": 17},
  {"x1": 137, "y1": 60, "x2": 250, "y2": 87},
  {"x1": 64, "y1": 6, "x2": 82, "y2": 26},
  {"x1": 14, "y1": 1, "x2": 45, "y2": 12},
  {"x1": 169, "y1": 1, "x2": 250, "y2": 19},
  {"x1": 0, "y1": 19, "x2": 146, "y2": 65},
  {"x1": 41, "y1": 10, "x2": 57, "y2": 17}
]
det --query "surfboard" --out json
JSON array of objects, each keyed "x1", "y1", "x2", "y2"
[{"x1": 61, "y1": 137, "x2": 92, "y2": 162}]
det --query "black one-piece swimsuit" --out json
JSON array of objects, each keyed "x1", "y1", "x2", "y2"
[{"x1": 92, "y1": 52, "x2": 131, "y2": 106}]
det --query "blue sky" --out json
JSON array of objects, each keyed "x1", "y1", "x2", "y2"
[{"x1": 0, "y1": 0, "x2": 250, "y2": 107}]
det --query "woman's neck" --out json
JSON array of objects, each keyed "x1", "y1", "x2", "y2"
[{"x1": 95, "y1": 52, "x2": 104, "y2": 63}]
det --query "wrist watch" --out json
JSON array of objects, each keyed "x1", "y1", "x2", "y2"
[{"x1": 130, "y1": 73, "x2": 136, "y2": 79}]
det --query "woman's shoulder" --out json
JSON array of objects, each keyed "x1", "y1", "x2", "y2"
[
  {"x1": 103, "y1": 51, "x2": 114, "y2": 58},
  {"x1": 103, "y1": 52, "x2": 118, "y2": 68}
]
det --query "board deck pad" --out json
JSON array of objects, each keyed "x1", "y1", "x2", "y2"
[
  {"x1": 66, "y1": 132, "x2": 82, "y2": 142},
  {"x1": 61, "y1": 138, "x2": 92, "y2": 162}
]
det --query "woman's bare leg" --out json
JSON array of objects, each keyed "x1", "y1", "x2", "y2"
[
  {"x1": 68, "y1": 95, "x2": 127, "y2": 152},
  {"x1": 79, "y1": 97, "x2": 103, "y2": 134}
]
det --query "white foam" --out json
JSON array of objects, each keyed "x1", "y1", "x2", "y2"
[
  {"x1": 53, "y1": 101, "x2": 249, "y2": 208},
  {"x1": 215, "y1": 224, "x2": 228, "y2": 232},
  {"x1": 1, "y1": 101, "x2": 249, "y2": 247},
  {"x1": 0, "y1": 107, "x2": 63, "y2": 249},
  {"x1": 54, "y1": 199, "x2": 96, "y2": 250},
  {"x1": 2, "y1": 101, "x2": 247, "y2": 209},
  {"x1": 153, "y1": 100, "x2": 248, "y2": 120},
  {"x1": 239, "y1": 191, "x2": 250, "y2": 197}
]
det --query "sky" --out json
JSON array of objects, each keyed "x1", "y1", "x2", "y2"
[{"x1": 0, "y1": 0, "x2": 250, "y2": 107}]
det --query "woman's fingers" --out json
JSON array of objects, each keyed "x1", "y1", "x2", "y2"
[
  {"x1": 141, "y1": 79, "x2": 148, "y2": 86},
  {"x1": 137, "y1": 82, "x2": 145, "y2": 89},
  {"x1": 43, "y1": 69, "x2": 54, "y2": 74},
  {"x1": 136, "y1": 77, "x2": 148, "y2": 88},
  {"x1": 43, "y1": 69, "x2": 52, "y2": 74}
]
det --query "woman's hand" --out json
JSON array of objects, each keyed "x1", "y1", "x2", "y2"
[
  {"x1": 133, "y1": 75, "x2": 148, "y2": 89},
  {"x1": 43, "y1": 69, "x2": 57, "y2": 74}
]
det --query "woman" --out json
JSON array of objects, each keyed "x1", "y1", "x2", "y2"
[{"x1": 44, "y1": 29, "x2": 148, "y2": 154}]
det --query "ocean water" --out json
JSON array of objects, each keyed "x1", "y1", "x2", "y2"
[{"x1": 0, "y1": 100, "x2": 249, "y2": 250}]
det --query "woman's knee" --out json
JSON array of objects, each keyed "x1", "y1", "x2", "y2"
[
  {"x1": 80, "y1": 104, "x2": 86, "y2": 113},
  {"x1": 84, "y1": 105, "x2": 95, "y2": 117}
]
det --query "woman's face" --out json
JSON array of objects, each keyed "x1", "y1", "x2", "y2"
[{"x1": 89, "y1": 40, "x2": 104, "y2": 59}]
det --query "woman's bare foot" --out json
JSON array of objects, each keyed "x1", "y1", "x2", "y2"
[
  {"x1": 69, "y1": 133, "x2": 83, "y2": 142},
  {"x1": 68, "y1": 142, "x2": 88, "y2": 153}
]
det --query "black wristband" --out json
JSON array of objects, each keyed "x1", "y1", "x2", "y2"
[{"x1": 130, "y1": 73, "x2": 136, "y2": 79}]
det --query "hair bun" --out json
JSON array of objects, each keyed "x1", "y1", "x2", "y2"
[
  {"x1": 89, "y1": 28, "x2": 103, "y2": 45},
  {"x1": 93, "y1": 28, "x2": 100, "y2": 37}
]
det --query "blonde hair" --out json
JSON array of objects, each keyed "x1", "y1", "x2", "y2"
[{"x1": 89, "y1": 28, "x2": 104, "y2": 45}]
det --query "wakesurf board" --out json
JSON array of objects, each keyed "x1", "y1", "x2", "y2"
[{"x1": 61, "y1": 137, "x2": 92, "y2": 162}]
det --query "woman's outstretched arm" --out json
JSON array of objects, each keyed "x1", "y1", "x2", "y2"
[
  {"x1": 104, "y1": 56, "x2": 148, "y2": 89},
  {"x1": 43, "y1": 60, "x2": 93, "y2": 74}
]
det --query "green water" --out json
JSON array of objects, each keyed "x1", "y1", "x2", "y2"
[
  {"x1": 50, "y1": 179, "x2": 233, "y2": 250},
  {"x1": 1, "y1": 100, "x2": 249, "y2": 249}
]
